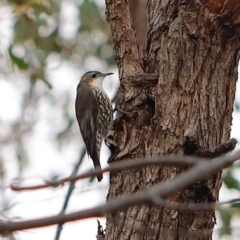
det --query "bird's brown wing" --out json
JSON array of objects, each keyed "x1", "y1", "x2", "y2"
[
  {"x1": 75, "y1": 83, "x2": 102, "y2": 181},
  {"x1": 75, "y1": 84, "x2": 97, "y2": 156}
]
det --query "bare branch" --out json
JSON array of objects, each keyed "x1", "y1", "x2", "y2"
[
  {"x1": 10, "y1": 156, "x2": 210, "y2": 192},
  {"x1": 54, "y1": 148, "x2": 86, "y2": 240},
  {"x1": 1, "y1": 150, "x2": 239, "y2": 234},
  {"x1": 11, "y1": 138, "x2": 237, "y2": 192},
  {"x1": 152, "y1": 197, "x2": 240, "y2": 211},
  {"x1": 184, "y1": 137, "x2": 237, "y2": 158}
]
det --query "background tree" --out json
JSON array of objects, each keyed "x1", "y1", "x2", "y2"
[
  {"x1": 0, "y1": 0, "x2": 116, "y2": 239},
  {"x1": 105, "y1": 1, "x2": 240, "y2": 239}
]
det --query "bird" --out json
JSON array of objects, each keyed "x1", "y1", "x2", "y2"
[{"x1": 75, "y1": 71, "x2": 114, "y2": 182}]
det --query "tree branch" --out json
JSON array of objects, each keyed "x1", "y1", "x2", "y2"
[
  {"x1": 1, "y1": 149, "x2": 239, "y2": 234},
  {"x1": 11, "y1": 139, "x2": 237, "y2": 192},
  {"x1": 10, "y1": 156, "x2": 210, "y2": 192},
  {"x1": 184, "y1": 137, "x2": 237, "y2": 158},
  {"x1": 54, "y1": 148, "x2": 86, "y2": 240},
  {"x1": 152, "y1": 196, "x2": 240, "y2": 211}
]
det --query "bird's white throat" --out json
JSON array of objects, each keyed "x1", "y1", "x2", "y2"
[{"x1": 90, "y1": 76, "x2": 105, "y2": 91}]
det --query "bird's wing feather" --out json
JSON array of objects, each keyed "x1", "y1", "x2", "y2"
[{"x1": 75, "y1": 83, "x2": 98, "y2": 158}]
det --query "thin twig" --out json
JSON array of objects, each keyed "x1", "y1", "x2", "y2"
[
  {"x1": 152, "y1": 197, "x2": 240, "y2": 211},
  {"x1": 10, "y1": 156, "x2": 210, "y2": 191},
  {"x1": 0, "y1": 150, "x2": 239, "y2": 234},
  {"x1": 54, "y1": 148, "x2": 86, "y2": 240}
]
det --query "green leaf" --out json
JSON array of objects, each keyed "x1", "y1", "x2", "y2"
[
  {"x1": 231, "y1": 203, "x2": 240, "y2": 208},
  {"x1": 79, "y1": 0, "x2": 105, "y2": 31},
  {"x1": 218, "y1": 209, "x2": 232, "y2": 236},
  {"x1": 14, "y1": 14, "x2": 37, "y2": 42},
  {"x1": 88, "y1": 175, "x2": 95, "y2": 183},
  {"x1": 235, "y1": 101, "x2": 240, "y2": 112},
  {"x1": 8, "y1": 46, "x2": 29, "y2": 70},
  {"x1": 31, "y1": 2, "x2": 50, "y2": 17},
  {"x1": 233, "y1": 160, "x2": 240, "y2": 168},
  {"x1": 223, "y1": 170, "x2": 240, "y2": 190}
]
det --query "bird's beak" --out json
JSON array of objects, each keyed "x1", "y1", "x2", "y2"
[{"x1": 102, "y1": 72, "x2": 114, "y2": 77}]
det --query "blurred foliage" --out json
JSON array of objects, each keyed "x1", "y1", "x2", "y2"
[
  {"x1": 222, "y1": 169, "x2": 240, "y2": 191},
  {"x1": 9, "y1": 0, "x2": 114, "y2": 85},
  {"x1": 217, "y1": 165, "x2": 240, "y2": 238},
  {"x1": 0, "y1": 0, "x2": 115, "y2": 176},
  {"x1": 0, "y1": 0, "x2": 115, "y2": 227},
  {"x1": 219, "y1": 208, "x2": 233, "y2": 236}
]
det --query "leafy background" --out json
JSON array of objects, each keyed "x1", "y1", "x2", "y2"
[{"x1": 0, "y1": 0, "x2": 239, "y2": 239}]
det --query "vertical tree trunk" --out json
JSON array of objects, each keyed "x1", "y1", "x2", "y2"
[{"x1": 105, "y1": 1, "x2": 240, "y2": 239}]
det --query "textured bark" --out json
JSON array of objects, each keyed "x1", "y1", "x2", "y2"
[
  {"x1": 105, "y1": 1, "x2": 240, "y2": 239},
  {"x1": 105, "y1": 0, "x2": 143, "y2": 77},
  {"x1": 129, "y1": 0, "x2": 147, "y2": 53}
]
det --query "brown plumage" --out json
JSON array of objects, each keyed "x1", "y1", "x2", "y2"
[{"x1": 75, "y1": 71, "x2": 113, "y2": 182}]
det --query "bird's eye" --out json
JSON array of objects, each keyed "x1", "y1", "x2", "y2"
[{"x1": 92, "y1": 73, "x2": 97, "y2": 78}]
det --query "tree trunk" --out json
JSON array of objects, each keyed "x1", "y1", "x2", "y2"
[{"x1": 105, "y1": 1, "x2": 240, "y2": 239}]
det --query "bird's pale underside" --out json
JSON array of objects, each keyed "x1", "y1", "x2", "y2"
[{"x1": 75, "y1": 71, "x2": 113, "y2": 181}]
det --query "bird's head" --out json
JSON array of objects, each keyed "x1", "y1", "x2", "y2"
[{"x1": 81, "y1": 71, "x2": 113, "y2": 88}]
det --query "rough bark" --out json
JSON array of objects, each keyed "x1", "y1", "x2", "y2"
[
  {"x1": 129, "y1": 0, "x2": 147, "y2": 53},
  {"x1": 105, "y1": 1, "x2": 240, "y2": 239}
]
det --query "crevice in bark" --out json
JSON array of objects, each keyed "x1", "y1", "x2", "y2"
[
  {"x1": 105, "y1": 0, "x2": 144, "y2": 77},
  {"x1": 129, "y1": 0, "x2": 147, "y2": 59}
]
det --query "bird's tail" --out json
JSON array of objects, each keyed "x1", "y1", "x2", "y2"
[{"x1": 92, "y1": 150, "x2": 103, "y2": 182}]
